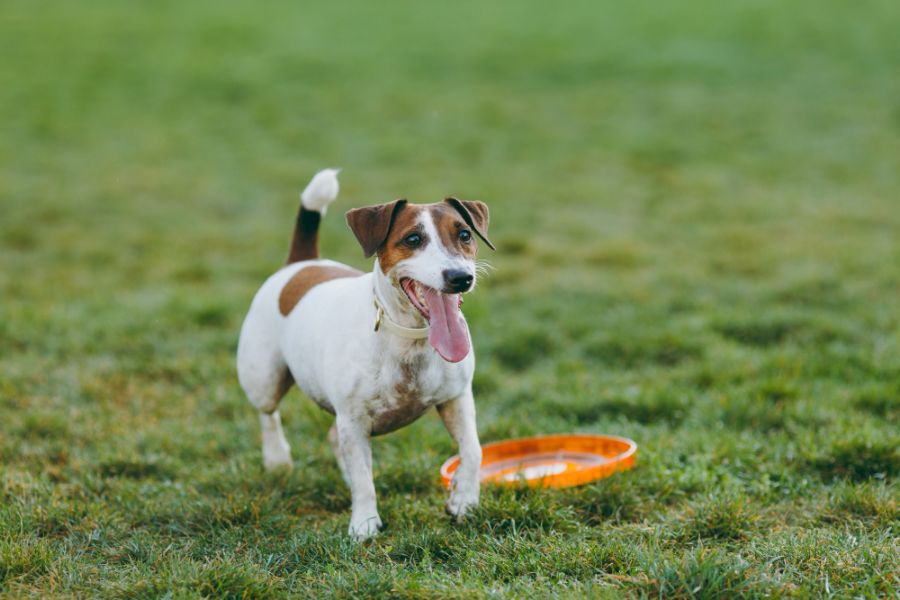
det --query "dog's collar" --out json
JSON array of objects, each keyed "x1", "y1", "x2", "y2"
[{"x1": 373, "y1": 295, "x2": 429, "y2": 340}]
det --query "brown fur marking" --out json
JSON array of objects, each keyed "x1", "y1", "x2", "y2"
[
  {"x1": 377, "y1": 204, "x2": 426, "y2": 273},
  {"x1": 275, "y1": 369, "x2": 295, "y2": 404},
  {"x1": 430, "y1": 204, "x2": 478, "y2": 258},
  {"x1": 346, "y1": 199, "x2": 408, "y2": 258},
  {"x1": 444, "y1": 198, "x2": 494, "y2": 249},
  {"x1": 370, "y1": 403, "x2": 429, "y2": 436},
  {"x1": 369, "y1": 357, "x2": 428, "y2": 435},
  {"x1": 286, "y1": 208, "x2": 322, "y2": 264},
  {"x1": 279, "y1": 265, "x2": 362, "y2": 316}
]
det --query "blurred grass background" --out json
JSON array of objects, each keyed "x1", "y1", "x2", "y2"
[{"x1": 1, "y1": 0, "x2": 898, "y2": 597}]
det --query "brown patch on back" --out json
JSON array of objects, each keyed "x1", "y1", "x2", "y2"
[
  {"x1": 430, "y1": 204, "x2": 478, "y2": 259},
  {"x1": 279, "y1": 265, "x2": 362, "y2": 316},
  {"x1": 377, "y1": 204, "x2": 426, "y2": 273}
]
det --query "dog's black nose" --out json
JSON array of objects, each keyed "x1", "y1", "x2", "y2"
[{"x1": 443, "y1": 269, "x2": 474, "y2": 293}]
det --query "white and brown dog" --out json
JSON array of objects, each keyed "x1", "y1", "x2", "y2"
[{"x1": 237, "y1": 169, "x2": 493, "y2": 540}]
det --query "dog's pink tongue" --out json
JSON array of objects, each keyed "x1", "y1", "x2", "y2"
[{"x1": 423, "y1": 287, "x2": 470, "y2": 363}]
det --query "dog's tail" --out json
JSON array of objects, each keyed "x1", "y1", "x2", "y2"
[{"x1": 286, "y1": 168, "x2": 340, "y2": 264}]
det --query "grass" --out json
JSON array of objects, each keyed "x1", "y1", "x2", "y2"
[{"x1": 2, "y1": 0, "x2": 899, "y2": 597}]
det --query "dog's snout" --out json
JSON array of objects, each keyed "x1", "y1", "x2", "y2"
[{"x1": 443, "y1": 269, "x2": 474, "y2": 293}]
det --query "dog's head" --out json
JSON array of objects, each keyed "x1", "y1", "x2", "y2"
[{"x1": 346, "y1": 198, "x2": 494, "y2": 362}]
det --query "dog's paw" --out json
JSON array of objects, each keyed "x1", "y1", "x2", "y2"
[
  {"x1": 348, "y1": 514, "x2": 383, "y2": 541},
  {"x1": 262, "y1": 441, "x2": 293, "y2": 472},
  {"x1": 263, "y1": 458, "x2": 293, "y2": 472},
  {"x1": 445, "y1": 488, "x2": 479, "y2": 521}
]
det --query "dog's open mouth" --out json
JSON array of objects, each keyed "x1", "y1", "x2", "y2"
[{"x1": 400, "y1": 278, "x2": 470, "y2": 363}]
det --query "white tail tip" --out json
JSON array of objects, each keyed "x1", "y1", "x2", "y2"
[{"x1": 300, "y1": 168, "x2": 340, "y2": 214}]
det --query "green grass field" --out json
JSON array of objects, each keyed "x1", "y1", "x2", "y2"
[{"x1": 2, "y1": 0, "x2": 899, "y2": 597}]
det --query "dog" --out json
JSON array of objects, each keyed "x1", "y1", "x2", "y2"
[{"x1": 236, "y1": 169, "x2": 493, "y2": 539}]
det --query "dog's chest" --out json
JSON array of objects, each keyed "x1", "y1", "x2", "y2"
[{"x1": 366, "y1": 354, "x2": 462, "y2": 435}]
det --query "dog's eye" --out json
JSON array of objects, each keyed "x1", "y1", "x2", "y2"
[
  {"x1": 403, "y1": 233, "x2": 423, "y2": 248},
  {"x1": 459, "y1": 229, "x2": 472, "y2": 243}
]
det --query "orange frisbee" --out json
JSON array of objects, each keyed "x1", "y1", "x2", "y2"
[{"x1": 440, "y1": 433, "x2": 637, "y2": 489}]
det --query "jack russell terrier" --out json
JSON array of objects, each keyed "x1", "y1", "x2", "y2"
[{"x1": 237, "y1": 169, "x2": 494, "y2": 540}]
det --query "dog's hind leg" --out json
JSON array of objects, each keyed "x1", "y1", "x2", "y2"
[
  {"x1": 259, "y1": 408, "x2": 292, "y2": 471},
  {"x1": 237, "y1": 319, "x2": 295, "y2": 471},
  {"x1": 328, "y1": 423, "x2": 351, "y2": 485},
  {"x1": 235, "y1": 168, "x2": 341, "y2": 472}
]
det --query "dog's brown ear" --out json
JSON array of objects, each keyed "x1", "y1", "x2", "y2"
[
  {"x1": 345, "y1": 199, "x2": 408, "y2": 258},
  {"x1": 444, "y1": 198, "x2": 495, "y2": 250}
]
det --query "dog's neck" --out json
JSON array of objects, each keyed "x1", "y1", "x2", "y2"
[{"x1": 372, "y1": 260, "x2": 428, "y2": 330}]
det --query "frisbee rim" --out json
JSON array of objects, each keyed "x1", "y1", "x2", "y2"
[{"x1": 440, "y1": 433, "x2": 637, "y2": 489}]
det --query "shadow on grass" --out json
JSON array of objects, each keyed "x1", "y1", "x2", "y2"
[
  {"x1": 583, "y1": 333, "x2": 703, "y2": 369},
  {"x1": 818, "y1": 481, "x2": 898, "y2": 527},
  {"x1": 714, "y1": 315, "x2": 849, "y2": 348},
  {"x1": 460, "y1": 486, "x2": 580, "y2": 536},
  {"x1": 0, "y1": 537, "x2": 55, "y2": 588},
  {"x1": 568, "y1": 477, "x2": 648, "y2": 525},
  {"x1": 852, "y1": 385, "x2": 900, "y2": 418},
  {"x1": 385, "y1": 530, "x2": 467, "y2": 568},
  {"x1": 805, "y1": 438, "x2": 899, "y2": 482},
  {"x1": 15, "y1": 413, "x2": 72, "y2": 441},
  {"x1": 568, "y1": 391, "x2": 690, "y2": 426},
  {"x1": 675, "y1": 494, "x2": 758, "y2": 543},
  {"x1": 636, "y1": 547, "x2": 762, "y2": 599},
  {"x1": 97, "y1": 457, "x2": 177, "y2": 481},
  {"x1": 491, "y1": 327, "x2": 558, "y2": 371}
]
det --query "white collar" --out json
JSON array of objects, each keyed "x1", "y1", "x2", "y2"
[{"x1": 372, "y1": 293, "x2": 429, "y2": 340}]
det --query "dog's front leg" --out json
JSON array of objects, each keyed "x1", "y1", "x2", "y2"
[
  {"x1": 437, "y1": 389, "x2": 482, "y2": 519},
  {"x1": 334, "y1": 414, "x2": 382, "y2": 540}
]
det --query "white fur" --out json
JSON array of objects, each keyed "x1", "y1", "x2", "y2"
[
  {"x1": 260, "y1": 412, "x2": 291, "y2": 470},
  {"x1": 300, "y1": 168, "x2": 340, "y2": 214},
  {"x1": 237, "y1": 174, "x2": 483, "y2": 541}
]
